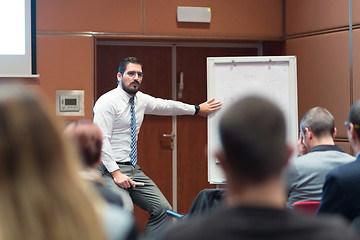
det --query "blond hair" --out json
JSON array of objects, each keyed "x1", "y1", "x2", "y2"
[{"x1": 0, "y1": 84, "x2": 107, "y2": 240}]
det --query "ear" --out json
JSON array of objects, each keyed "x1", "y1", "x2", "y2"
[
  {"x1": 304, "y1": 127, "x2": 312, "y2": 140},
  {"x1": 332, "y1": 127, "x2": 337, "y2": 139},
  {"x1": 117, "y1": 72, "x2": 122, "y2": 83}
]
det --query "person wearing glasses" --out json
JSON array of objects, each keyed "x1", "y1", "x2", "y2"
[
  {"x1": 93, "y1": 57, "x2": 221, "y2": 237},
  {"x1": 286, "y1": 107, "x2": 354, "y2": 209},
  {"x1": 317, "y1": 100, "x2": 360, "y2": 222}
]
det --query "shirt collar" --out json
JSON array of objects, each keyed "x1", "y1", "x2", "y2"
[
  {"x1": 116, "y1": 84, "x2": 136, "y2": 103},
  {"x1": 310, "y1": 145, "x2": 345, "y2": 153}
]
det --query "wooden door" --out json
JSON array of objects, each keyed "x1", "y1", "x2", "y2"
[{"x1": 95, "y1": 44, "x2": 173, "y2": 232}]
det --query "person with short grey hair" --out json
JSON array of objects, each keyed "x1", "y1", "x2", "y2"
[{"x1": 286, "y1": 107, "x2": 354, "y2": 209}]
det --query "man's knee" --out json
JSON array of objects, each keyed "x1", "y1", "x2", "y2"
[{"x1": 150, "y1": 201, "x2": 172, "y2": 217}]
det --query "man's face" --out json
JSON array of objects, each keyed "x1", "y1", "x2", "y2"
[{"x1": 117, "y1": 63, "x2": 143, "y2": 95}]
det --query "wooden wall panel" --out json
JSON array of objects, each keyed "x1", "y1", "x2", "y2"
[
  {"x1": 37, "y1": 36, "x2": 93, "y2": 121},
  {"x1": 335, "y1": 141, "x2": 353, "y2": 156},
  {"x1": 353, "y1": 0, "x2": 360, "y2": 25},
  {"x1": 37, "y1": 0, "x2": 141, "y2": 32},
  {"x1": 286, "y1": 0, "x2": 348, "y2": 36},
  {"x1": 354, "y1": 29, "x2": 360, "y2": 102},
  {"x1": 285, "y1": 32, "x2": 350, "y2": 138},
  {"x1": 145, "y1": 0, "x2": 283, "y2": 38}
]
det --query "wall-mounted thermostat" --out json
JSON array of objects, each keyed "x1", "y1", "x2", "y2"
[{"x1": 56, "y1": 90, "x2": 84, "y2": 116}]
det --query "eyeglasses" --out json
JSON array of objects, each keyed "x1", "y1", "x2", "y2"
[
  {"x1": 124, "y1": 71, "x2": 144, "y2": 79},
  {"x1": 345, "y1": 121, "x2": 360, "y2": 130}
]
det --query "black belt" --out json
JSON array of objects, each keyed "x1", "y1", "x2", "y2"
[{"x1": 118, "y1": 162, "x2": 133, "y2": 166}]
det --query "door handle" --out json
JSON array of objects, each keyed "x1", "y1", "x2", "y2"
[
  {"x1": 162, "y1": 133, "x2": 175, "y2": 149},
  {"x1": 162, "y1": 133, "x2": 175, "y2": 138},
  {"x1": 177, "y1": 72, "x2": 184, "y2": 99}
]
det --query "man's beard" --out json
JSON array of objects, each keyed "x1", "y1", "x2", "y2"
[{"x1": 122, "y1": 80, "x2": 141, "y2": 95}]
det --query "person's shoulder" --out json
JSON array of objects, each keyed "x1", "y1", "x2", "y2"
[
  {"x1": 162, "y1": 216, "x2": 213, "y2": 240},
  {"x1": 327, "y1": 159, "x2": 360, "y2": 180},
  {"x1": 97, "y1": 88, "x2": 118, "y2": 101},
  {"x1": 162, "y1": 208, "x2": 228, "y2": 240},
  {"x1": 330, "y1": 150, "x2": 356, "y2": 161},
  {"x1": 162, "y1": 208, "x2": 358, "y2": 240},
  {"x1": 136, "y1": 91, "x2": 154, "y2": 100},
  {"x1": 94, "y1": 88, "x2": 121, "y2": 110},
  {"x1": 300, "y1": 214, "x2": 358, "y2": 240},
  {"x1": 289, "y1": 153, "x2": 315, "y2": 169}
]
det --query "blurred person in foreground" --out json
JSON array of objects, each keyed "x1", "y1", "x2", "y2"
[
  {"x1": 64, "y1": 120, "x2": 125, "y2": 207},
  {"x1": 161, "y1": 95, "x2": 358, "y2": 240},
  {"x1": 64, "y1": 120, "x2": 138, "y2": 240},
  {"x1": 0, "y1": 84, "x2": 133, "y2": 240}
]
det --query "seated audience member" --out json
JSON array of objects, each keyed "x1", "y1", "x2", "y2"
[
  {"x1": 317, "y1": 100, "x2": 360, "y2": 222},
  {"x1": 286, "y1": 107, "x2": 354, "y2": 208},
  {"x1": 64, "y1": 120, "x2": 124, "y2": 207},
  {"x1": 0, "y1": 84, "x2": 134, "y2": 240},
  {"x1": 162, "y1": 96, "x2": 358, "y2": 240}
]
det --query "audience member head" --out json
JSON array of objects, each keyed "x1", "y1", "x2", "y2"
[
  {"x1": 0, "y1": 84, "x2": 106, "y2": 240},
  {"x1": 64, "y1": 120, "x2": 103, "y2": 168},
  {"x1": 217, "y1": 95, "x2": 290, "y2": 184},
  {"x1": 347, "y1": 100, "x2": 360, "y2": 151},
  {"x1": 300, "y1": 107, "x2": 336, "y2": 151}
]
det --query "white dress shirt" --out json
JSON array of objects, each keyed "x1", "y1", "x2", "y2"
[{"x1": 93, "y1": 85, "x2": 195, "y2": 172}]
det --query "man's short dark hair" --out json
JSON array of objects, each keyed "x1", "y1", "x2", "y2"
[
  {"x1": 300, "y1": 107, "x2": 335, "y2": 138},
  {"x1": 219, "y1": 96, "x2": 287, "y2": 183},
  {"x1": 118, "y1": 57, "x2": 143, "y2": 74},
  {"x1": 349, "y1": 100, "x2": 360, "y2": 140}
]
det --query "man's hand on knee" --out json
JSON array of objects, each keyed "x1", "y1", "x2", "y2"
[{"x1": 111, "y1": 170, "x2": 135, "y2": 189}]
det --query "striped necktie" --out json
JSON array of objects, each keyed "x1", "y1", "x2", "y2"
[{"x1": 129, "y1": 97, "x2": 137, "y2": 166}]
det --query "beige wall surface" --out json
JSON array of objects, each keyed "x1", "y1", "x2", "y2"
[
  {"x1": 37, "y1": 35, "x2": 94, "y2": 121},
  {"x1": 37, "y1": 0, "x2": 283, "y2": 38},
  {"x1": 37, "y1": 0, "x2": 142, "y2": 32},
  {"x1": 353, "y1": 0, "x2": 360, "y2": 24},
  {"x1": 286, "y1": 31, "x2": 350, "y2": 138},
  {"x1": 286, "y1": 0, "x2": 349, "y2": 36},
  {"x1": 336, "y1": 141, "x2": 352, "y2": 155},
  {"x1": 354, "y1": 29, "x2": 360, "y2": 102},
  {"x1": 145, "y1": 0, "x2": 283, "y2": 37},
  {"x1": 34, "y1": 0, "x2": 285, "y2": 124}
]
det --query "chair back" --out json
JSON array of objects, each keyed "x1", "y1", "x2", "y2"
[{"x1": 292, "y1": 201, "x2": 320, "y2": 215}]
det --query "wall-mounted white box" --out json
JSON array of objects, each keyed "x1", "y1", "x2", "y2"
[
  {"x1": 177, "y1": 6, "x2": 211, "y2": 23},
  {"x1": 56, "y1": 90, "x2": 84, "y2": 116}
]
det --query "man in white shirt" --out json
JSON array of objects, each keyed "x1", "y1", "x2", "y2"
[{"x1": 93, "y1": 57, "x2": 221, "y2": 237}]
